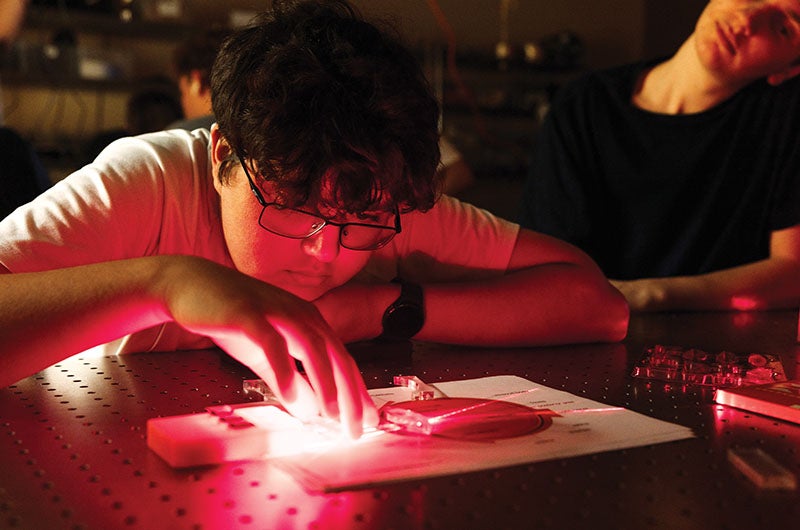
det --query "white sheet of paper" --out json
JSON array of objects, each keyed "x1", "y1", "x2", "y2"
[{"x1": 271, "y1": 375, "x2": 695, "y2": 492}]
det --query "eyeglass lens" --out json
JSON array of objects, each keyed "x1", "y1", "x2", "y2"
[{"x1": 258, "y1": 205, "x2": 397, "y2": 250}]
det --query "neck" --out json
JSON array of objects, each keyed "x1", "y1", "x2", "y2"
[{"x1": 632, "y1": 36, "x2": 746, "y2": 115}]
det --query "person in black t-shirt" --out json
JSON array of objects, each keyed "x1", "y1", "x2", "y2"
[{"x1": 520, "y1": 0, "x2": 800, "y2": 313}]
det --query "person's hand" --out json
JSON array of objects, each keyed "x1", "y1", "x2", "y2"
[
  {"x1": 153, "y1": 256, "x2": 378, "y2": 438},
  {"x1": 312, "y1": 280, "x2": 389, "y2": 343},
  {"x1": 610, "y1": 278, "x2": 667, "y2": 312}
]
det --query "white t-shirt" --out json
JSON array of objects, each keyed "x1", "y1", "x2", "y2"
[{"x1": 0, "y1": 129, "x2": 519, "y2": 353}]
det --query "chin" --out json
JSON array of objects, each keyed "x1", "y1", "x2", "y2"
[{"x1": 279, "y1": 282, "x2": 329, "y2": 302}]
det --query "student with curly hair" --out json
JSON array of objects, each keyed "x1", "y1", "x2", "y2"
[{"x1": 0, "y1": 0, "x2": 627, "y2": 438}]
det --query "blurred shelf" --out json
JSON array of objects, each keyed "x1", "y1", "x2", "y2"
[
  {"x1": 2, "y1": 6, "x2": 199, "y2": 92},
  {"x1": 25, "y1": 6, "x2": 195, "y2": 40},
  {"x1": 1, "y1": 72, "x2": 146, "y2": 91}
]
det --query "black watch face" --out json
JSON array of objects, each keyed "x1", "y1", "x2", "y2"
[{"x1": 385, "y1": 303, "x2": 424, "y2": 339}]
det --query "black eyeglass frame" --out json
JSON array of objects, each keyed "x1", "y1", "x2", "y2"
[{"x1": 236, "y1": 156, "x2": 402, "y2": 251}]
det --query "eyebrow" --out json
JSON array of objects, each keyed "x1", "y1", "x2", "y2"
[
  {"x1": 356, "y1": 205, "x2": 394, "y2": 218},
  {"x1": 305, "y1": 204, "x2": 392, "y2": 223}
]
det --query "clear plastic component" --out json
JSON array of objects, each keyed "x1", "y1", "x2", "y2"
[
  {"x1": 243, "y1": 378, "x2": 277, "y2": 401},
  {"x1": 381, "y1": 405, "x2": 437, "y2": 435},
  {"x1": 727, "y1": 447, "x2": 797, "y2": 490},
  {"x1": 392, "y1": 375, "x2": 445, "y2": 400},
  {"x1": 631, "y1": 344, "x2": 786, "y2": 387}
]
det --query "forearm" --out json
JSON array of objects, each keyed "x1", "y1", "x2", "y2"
[
  {"x1": 0, "y1": 255, "x2": 379, "y2": 436},
  {"x1": 614, "y1": 257, "x2": 800, "y2": 312},
  {"x1": 321, "y1": 264, "x2": 628, "y2": 346},
  {"x1": 0, "y1": 257, "x2": 173, "y2": 386},
  {"x1": 418, "y1": 264, "x2": 628, "y2": 346}
]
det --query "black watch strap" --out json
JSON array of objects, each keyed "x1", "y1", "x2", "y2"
[{"x1": 379, "y1": 277, "x2": 425, "y2": 341}]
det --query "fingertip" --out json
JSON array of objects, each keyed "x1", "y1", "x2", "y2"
[
  {"x1": 346, "y1": 415, "x2": 364, "y2": 440},
  {"x1": 282, "y1": 378, "x2": 320, "y2": 422},
  {"x1": 362, "y1": 402, "x2": 380, "y2": 429},
  {"x1": 340, "y1": 400, "x2": 365, "y2": 440},
  {"x1": 323, "y1": 399, "x2": 340, "y2": 422}
]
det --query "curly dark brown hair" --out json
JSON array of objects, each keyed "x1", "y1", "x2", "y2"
[{"x1": 211, "y1": 0, "x2": 441, "y2": 214}]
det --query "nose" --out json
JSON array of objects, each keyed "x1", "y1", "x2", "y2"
[
  {"x1": 301, "y1": 224, "x2": 341, "y2": 262},
  {"x1": 732, "y1": 7, "x2": 757, "y2": 37}
]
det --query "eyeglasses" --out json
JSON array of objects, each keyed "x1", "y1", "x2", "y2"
[{"x1": 237, "y1": 157, "x2": 402, "y2": 251}]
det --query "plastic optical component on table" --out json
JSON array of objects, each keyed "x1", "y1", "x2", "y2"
[
  {"x1": 378, "y1": 396, "x2": 557, "y2": 439},
  {"x1": 631, "y1": 344, "x2": 787, "y2": 387},
  {"x1": 146, "y1": 401, "x2": 346, "y2": 468},
  {"x1": 244, "y1": 374, "x2": 464, "y2": 437},
  {"x1": 380, "y1": 375, "x2": 558, "y2": 439},
  {"x1": 147, "y1": 375, "x2": 437, "y2": 468},
  {"x1": 148, "y1": 379, "x2": 347, "y2": 467},
  {"x1": 391, "y1": 375, "x2": 446, "y2": 400},
  {"x1": 241, "y1": 375, "x2": 445, "y2": 403},
  {"x1": 242, "y1": 378, "x2": 278, "y2": 401},
  {"x1": 727, "y1": 447, "x2": 798, "y2": 490}
]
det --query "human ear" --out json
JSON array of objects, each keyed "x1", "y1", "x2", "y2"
[
  {"x1": 767, "y1": 62, "x2": 800, "y2": 86},
  {"x1": 210, "y1": 124, "x2": 231, "y2": 194},
  {"x1": 189, "y1": 69, "x2": 205, "y2": 95}
]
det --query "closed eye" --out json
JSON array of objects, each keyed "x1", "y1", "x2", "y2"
[{"x1": 786, "y1": 8, "x2": 800, "y2": 36}]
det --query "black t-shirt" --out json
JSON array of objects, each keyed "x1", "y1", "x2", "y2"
[{"x1": 519, "y1": 61, "x2": 800, "y2": 279}]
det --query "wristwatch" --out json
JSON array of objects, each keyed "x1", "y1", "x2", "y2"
[{"x1": 380, "y1": 277, "x2": 425, "y2": 341}]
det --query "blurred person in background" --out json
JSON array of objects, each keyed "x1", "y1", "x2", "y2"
[
  {"x1": 0, "y1": 0, "x2": 29, "y2": 125},
  {"x1": 0, "y1": 0, "x2": 50, "y2": 216},
  {"x1": 438, "y1": 137, "x2": 475, "y2": 195},
  {"x1": 520, "y1": 0, "x2": 800, "y2": 313},
  {"x1": 83, "y1": 81, "x2": 184, "y2": 164},
  {"x1": 167, "y1": 29, "x2": 229, "y2": 131}
]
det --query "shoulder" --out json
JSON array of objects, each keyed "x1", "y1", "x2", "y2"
[
  {"x1": 91, "y1": 129, "x2": 211, "y2": 183},
  {"x1": 0, "y1": 129, "x2": 218, "y2": 271},
  {"x1": 166, "y1": 114, "x2": 216, "y2": 132},
  {"x1": 43, "y1": 129, "x2": 212, "y2": 219},
  {"x1": 752, "y1": 76, "x2": 800, "y2": 106},
  {"x1": 59, "y1": 131, "x2": 208, "y2": 218},
  {"x1": 725, "y1": 77, "x2": 800, "y2": 131},
  {"x1": 400, "y1": 195, "x2": 519, "y2": 247},
  {"x1": 369, "y1": 196, "x2": 519, "y2": 282}
]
